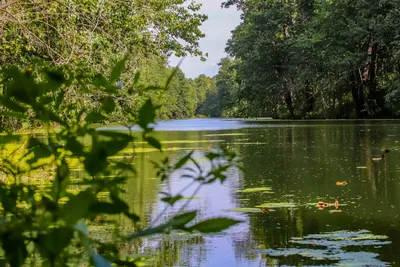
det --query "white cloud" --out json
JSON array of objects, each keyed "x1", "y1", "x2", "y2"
[{"x1": 169, "y1": 0, "x2": 241, "y2": 78}]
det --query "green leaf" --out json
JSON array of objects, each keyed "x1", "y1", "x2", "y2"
[
  {"x1": 66, "y1": 137, "x2": 85, "y2": 157},
  {"x1": 26, "y1": 137, "x2": 52, "y2": 164},
  {"x1": 84, "y1": 146, "x2": 108, "y2": 176},
  {"x1": 85, "y1": 112, "x2": 107, "y2": 123},
  {"x1": 46, "y1": 69, "x2": 65, "y2": 85},
  {"x1": 98, "y1": 131, "x2": 132, "y2": 142},
  {"x1": 169, "y1": 211, "x2": 197, "y2": 229},
  {"x1": 129, "y1": 211, "x2": 197, "y2": 239},
  {"x1": 92, "y1": 74, "x2": 108, "y2": 87},
  {"x1": 101, "y1": 97, "x2": 116, "y2": 113},
  {"x1": 137, "y1": 99, "x2": 156, "y2": 130},
  {"x1": 133, "y1": 72, "x2": 140, "y2": 85},
  {"x1": 124, "y1": 212, "x2": 140, "y2": 222},
  {"x1": 165, "y1": 59, "x2": 183, "y2": 90},
  {"x1": 37, "y1": 227, "x2": 74, "y2": 257},
  {"x1": 188, "y1": 218, "x2": 242, "y2": 233},
  {"x1": 55, "y1": 90, "x2": 66, "y2": 108},
  {"x1": 0, "y1": 111, "x2": 27, "y2": 120},
  {"x1": 110, "y1": 56, "x2": 128, "y2": 82},
  {"x1": 60, "y1": 190, "x2": 95, "y2": 225},
  {"x1": 0, "y1": 96, "x2": 27, "y2": 112},
  {"x1": 145, "y1": 136, "x2": 162, "y2": 151},
  {"x1": 92, "y1": 253, "x2": 113, "y2": 267},
  {"x1": 35, "y1": 107, "x2": 67, "y2": 126},
  {"x1": 100, "y1": 139, "x2": 131, "y2": 157},
  {"x1": 1, "y1": 234, "x2": 28, "y2": 267},
  {"x1": 51, "y1": 158, "x2": 70, "y2": 199},
  {"x1": 174, "y1": 151, "x2": 193, "y2": 170},
  {"x1": 205, "y1": 152, "x2": 220, "y2": 161},
  {"x1": 112, "y1": 162, "x2": 136, "y2": 174},
  {"x1": 161, "y1": 195, "x2": 183, "y2": 206},
  {"x1": 89, "y1": 202, "x2": 128, "y2": 215}
]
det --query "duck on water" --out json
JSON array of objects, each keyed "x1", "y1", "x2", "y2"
[{"x1": 371, "y1": 149, "x2": 390, "y2": 161}]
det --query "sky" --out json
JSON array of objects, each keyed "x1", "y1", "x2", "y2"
[{"x1": 168, "y1": 0, "x2": 242, "y2": 79}]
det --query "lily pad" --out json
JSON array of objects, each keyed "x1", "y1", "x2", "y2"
[
  {"x1": 236, "y1": 187, "x2": 273, "y2": 193},
  {"x1": 228, "y1": 207, "x2": 262, "y2": 213},
  {"x1": 253, "y1": 230, "x2": 391, "y2": 266},
  {"x1": 256, "y1": 202, "x2": 297, "y2": 208}
]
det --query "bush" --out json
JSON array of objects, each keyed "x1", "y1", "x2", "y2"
[{"x1": 0, "y1": 61, "x2": 242, "y2": 266}]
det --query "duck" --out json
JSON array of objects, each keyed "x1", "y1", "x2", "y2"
[{"x1": 371, "y1": 149, "x2": 390, "y2": 161}]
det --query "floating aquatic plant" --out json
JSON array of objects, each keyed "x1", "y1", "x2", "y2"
[
  {"x1": 253, "y1": 230, "x2": 391, "y2": 266},
  {"x1": 236, "y1": 187, "x2": 273, "y2": 193},
  {"x1": 255, "y1": 202, "x2": 297, "y2": 208},
  {"x1": 228, "y1": 207, "x2": 262, "y2": 213}
]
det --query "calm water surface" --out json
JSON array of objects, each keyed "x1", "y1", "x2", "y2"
[{"x1": 107, "y1": 119, "x2": 400, "y2": 267}]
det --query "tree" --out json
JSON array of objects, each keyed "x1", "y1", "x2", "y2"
[{"x1": 219, "y1": 0, "x2": 400, "y2": 119}]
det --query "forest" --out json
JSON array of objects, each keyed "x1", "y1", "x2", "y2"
[
  {"x1": 0, "y1": 0, "x2": 218, "y2": 131},
  {"x1": 210, "y1": 0, "x2": 400, "y2": 119},
  {"x1": 2, "y1": 1, "x2": 400, "y2": 128}
]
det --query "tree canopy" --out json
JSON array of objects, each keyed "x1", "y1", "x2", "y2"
[{"x1": 206, "y1": 0, "x2": 400, "y2": 119}]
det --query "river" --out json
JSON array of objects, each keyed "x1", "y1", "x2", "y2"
[{"x1": 99, "y1": 119, "x2": 400, "y2": 266}]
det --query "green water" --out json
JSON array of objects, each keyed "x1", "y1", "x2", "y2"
[
  {"x1": 21, "y1": 119, "x2": 400, "y2": 266},
  {"x1": 104, "y1": 119, "x2": 400, "y2": 266}
]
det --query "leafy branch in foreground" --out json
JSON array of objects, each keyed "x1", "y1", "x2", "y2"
[{"x1": 0, "y1": 59, "x2": 242, "y2": 267}]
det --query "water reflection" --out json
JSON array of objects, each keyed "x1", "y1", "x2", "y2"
[
  {"x1": 93, "y1": 120, "x2": 400, "y2": 266},
  {"x1": 4, "y1": 120, "x2": 400, "y2": 265}
]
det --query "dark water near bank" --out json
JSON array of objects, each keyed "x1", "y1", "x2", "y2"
[{"x1": 106, "y1": 119, "x2": 400, "y2": 266}]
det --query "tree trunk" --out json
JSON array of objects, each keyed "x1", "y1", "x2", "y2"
[
  {"x1": 305, "y1": 80, "x2": 314, "y2": 112},
  {"x1": 349, "y1": 70, "x2": 366, "y2": 118},
  {"x1": 367, "y1": 42, "x2": 378, "y2": 96},
  {"x1": 285, "y1": 89, "x2": 295, "y2": 119}
]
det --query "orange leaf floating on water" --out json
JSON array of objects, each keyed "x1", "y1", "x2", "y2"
[
  {"x1": 336, "y1": 181, "x2": 348, "y2": 186},
  {"x1": 317, "y1": 200, "x2": 340, "y2": 210}
]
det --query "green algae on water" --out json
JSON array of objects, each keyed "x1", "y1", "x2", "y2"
[
  {"x1": 256, "y1": 202, "x2": 297, "y2": 208},
  {"x1": 236, "y1": 187, "x2": 273, "y2": 193},
  {"x1": 228, "y1": 207, "x2": 262, "y2": 213}
]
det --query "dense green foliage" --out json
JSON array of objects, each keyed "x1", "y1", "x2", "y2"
[
  {"x1": 0, "y1": 0, "x2": 218, "y2": 129},
  {"x1": 207, "y1": 0, "x2": 400, "y2": 119},
  {"x1": 0, "y1": 62, "x2": 242, "y2": 266}
]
